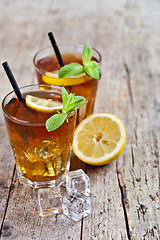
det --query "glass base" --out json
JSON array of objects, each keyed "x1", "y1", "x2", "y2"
[{"x1": 16, "y1": 161, "x2": 70, "y2": 189}]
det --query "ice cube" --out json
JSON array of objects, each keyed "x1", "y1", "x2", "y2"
[
  {"x1": 38, "y1": 186, "x2": 62, "y2": 216},
  {"x1": 59, "y1": 181, "x2": 68, "y2": 198},
  {"x1": 62, "y1": 192, "x2": 90, "y2": 221},
  {"x1": 66, "y1": 169, "x2": 90, "y2": 196}
]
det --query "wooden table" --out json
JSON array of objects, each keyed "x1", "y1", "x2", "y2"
[{"x1": 0, "y1": 0, "x2": 160, "y2": 239}]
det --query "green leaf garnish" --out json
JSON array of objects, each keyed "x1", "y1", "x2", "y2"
[
  {"x1": 73, "y1": 96, "x2": 87, "y2": 111},
  {"x1": 62, "y1": 86, "x2": 69, "y2": 106},
  {"x1": 46, "y1": 113, "x2": 67, "y2": 132},
  {"x1": 45, "y1": 87, "x2": 85, "y2": 131},
  {"x1": 82, "y1": 44, "x2": 92, "y2": 65},
  {"x1": 84, "y1": 61, "x2": 101, "y2": 80},
  {"x1": 58, "y1": 44, "x2": 101, "y2": 80},
  {"x1": 95, "y1": 61, "x2": 102, "y2": 79},
  {"x1": 59, "y1": 63, "x2": 84, "y2": 78},
  {"x1": 62, "y1": 92, "x2": 75, "y2": 113}
]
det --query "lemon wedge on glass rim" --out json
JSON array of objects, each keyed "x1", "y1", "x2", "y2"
[
  {"x1": 25, "y1": 95, "x2": 63, "y2": 113},
  {"x1": 72, "y1": 113, "x2": 126, "y2": 166}
]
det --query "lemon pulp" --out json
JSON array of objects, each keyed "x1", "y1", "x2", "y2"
[
  {"x1": 25, "y1": 95, "x2": 63, "y2": 113},
  {"x1": 72, "y1": 113, "x2": 126, "y2": 166}
]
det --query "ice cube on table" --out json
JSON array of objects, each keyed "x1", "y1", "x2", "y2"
[
  {"x1": 38, "y1": 187, "x2": 62, "y2": 216},
  {"x1": 62, "y1": 192, "x2": 90, "y2": 222},
  {"x1": 59, "y1": 180, "x2": 68, "y2": 198},
  {"x1": 66, "y1": 169, "x2": 90, "y2": 196}
]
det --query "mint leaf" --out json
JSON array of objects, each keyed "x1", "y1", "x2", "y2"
[
  {"x1": 92, "y1": 61, "x2": 102, "y2": 80},
  {"x1": 72, "y1": 96, "x2": 85, "y2": 111},
  {"x1": 62, "y1": 87, "x2": 76, "y2": 113},
  {"x1": 46, "y1": 113, "x2": 67, "y2": 132},
  {"x1": 82, "y1": 44, "x2": 92, "y2": 66},
  {"x1": 59, "y1": 63, "x2": 84, "y2": 78},
  {"x1": 62, "y1": 89, "x2": 86, "y2": 113},
  {"x1": 85, "y1": 66, "x2": 99, "y2": 80},
  {"x1": 63, "y1": 92, "x2": 75, "y2": 113},
  {"x1": 64, "y1": 95, "x2": 86, "y2": 113},
  {"x1": 84, "y1": 61, "x2": 100, "y2": 80},
  {"x1": 62, "y1": 87, "x2": 69, "y2": 108}
]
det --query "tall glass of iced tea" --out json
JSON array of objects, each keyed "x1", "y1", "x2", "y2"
[
  {"x1": 2, "y1": 84, "x2": 77, "y2": 188},
  {"x1": 33, "y1": 44, "x2": 101, "y2": 124}
]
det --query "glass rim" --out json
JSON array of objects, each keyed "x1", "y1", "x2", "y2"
[
  {"x1": 2, "y1": 84, "x2": 74, "y2": 126},
  {"x1": 33, "y1": 43, "x2": 102, "y2": 76}
]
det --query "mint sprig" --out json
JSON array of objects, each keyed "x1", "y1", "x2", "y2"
[
  {"x1": 58, "y1": 44, "x2": 101, "y2": 80},
  {"x1": 46, "y1": 87, "x2": 85, "y2": 132}
]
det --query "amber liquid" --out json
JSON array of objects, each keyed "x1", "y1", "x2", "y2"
[
  {"x1": 4, "y1": 91, "x2": 76, "y2": 187},
  {"x1": 35, "y1": 52, "x2": 99, "y2": 124}
]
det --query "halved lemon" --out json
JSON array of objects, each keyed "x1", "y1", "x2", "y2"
[
  {"x1": 72, "y1": 113, "x2": 126, "y2": 166},
  {"x1": 25, "y1": 95, "x2": 63, "y2": 113},
  {"x1": 42, "y1": 72, "x2": 92, "y2": 86}
]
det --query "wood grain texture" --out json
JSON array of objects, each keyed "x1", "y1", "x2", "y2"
[{"x1": 0, "y1": 0, "x2": 160, "y2": 239}]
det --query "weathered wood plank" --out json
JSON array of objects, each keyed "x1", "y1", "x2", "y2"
[{"x1": 115, "y1": 1, "x2": 160, "y2": 239}]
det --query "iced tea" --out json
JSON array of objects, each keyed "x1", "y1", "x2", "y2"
[
  {"x1": 2, "y1": 85, "x2": 76, "y2": 188},
  {"x1": 33, "y1": 44, "x2": 101, "y2": 124}
]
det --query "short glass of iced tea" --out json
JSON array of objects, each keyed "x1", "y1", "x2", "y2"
[
  {"x1": 33, "y1": 44, "x2": 101, "y2": 124},
  {"x1": 2, "y1": 84, "x2": 77, "y2": 188}
]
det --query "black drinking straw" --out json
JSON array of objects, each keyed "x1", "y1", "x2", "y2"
[
  {"x1": 48, "y1": 32, "x2": 64, "y2": 67},
  {"x1": 2, "y1": 62, "x2": 26, "y2": 105}
]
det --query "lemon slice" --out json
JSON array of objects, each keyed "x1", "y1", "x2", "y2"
[
  {"x1": 42, "y1": 72, "x2": 92, "y2": 86},
  {"x1": 25, "y1": 95, "x2": 63, "y2": 113},
  {"x1": 72, "y1": 113, "x2": 126, "y2": 166}
]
